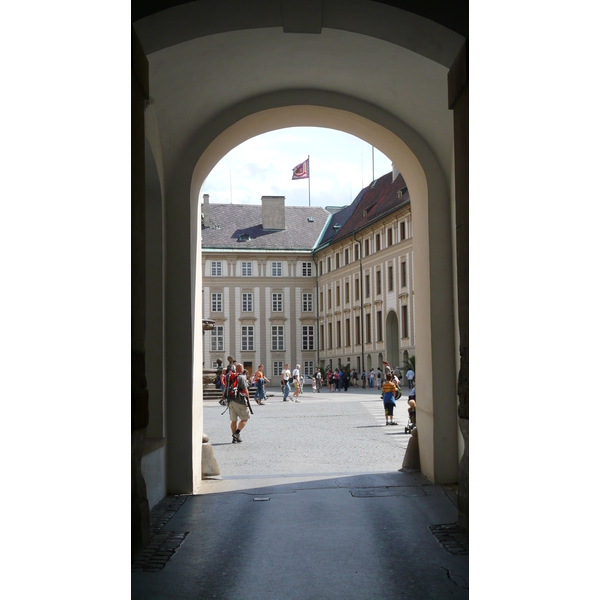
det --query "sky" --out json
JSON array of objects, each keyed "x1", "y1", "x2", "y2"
[{"x1": 201, "y1": 127, "x2": 394, "y2": 208}]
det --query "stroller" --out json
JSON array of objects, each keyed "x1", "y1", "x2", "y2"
[{"x1": 405, "y1": 387, "x2": 416, "y2": 434}]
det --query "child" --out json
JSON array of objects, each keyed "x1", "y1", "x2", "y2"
[
  {"x1": 381, "y1": 373, "x2": 398, "y2": 426},
  {"x1": 312, "y1": 377, "x2": 317, "y2": 393}
]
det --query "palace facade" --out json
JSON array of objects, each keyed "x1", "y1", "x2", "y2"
[{"x1": 201, "y1": 167, "x2": 414, "y2": 385}]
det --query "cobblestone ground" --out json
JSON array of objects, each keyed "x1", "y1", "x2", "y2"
[{"x1": 203, "y1": 386, "x2": 413, "y2": 477}]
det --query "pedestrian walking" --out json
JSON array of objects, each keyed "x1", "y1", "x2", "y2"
[
  {"x1": 292, "y1": 364, "x2": 301, "y2": 402},
  {"x1": 369, "y1": 369, "x2": 375, "y2": 388},
  {"x1": 227, "y1": 363, "x2": 252, "y2": 443},
  {"x1": 252, "y1": 364, "x2": 269, "y2": 405},
  {"x1": 315, "y1": 368, "x2": 322, "y2": 393},
  {"x1": 312, "y1": 377, "x2": 317, "y2": 393},
  {"x1": 406, "y1": 368, "x2": 415, "y2": 389},
  {"x1": 382, "y1": 373, "x2": 398, "y2": 426},
  {"x1": 282, "y1": 363, "x2": 291, "y2": 401},
  {"x1": 376, "y1": 368, "x2": 382, "y2": 390}
]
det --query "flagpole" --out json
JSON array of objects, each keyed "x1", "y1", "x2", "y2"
[{"x1": 308, "y1": 155, "x2": 311, "y2": 207}]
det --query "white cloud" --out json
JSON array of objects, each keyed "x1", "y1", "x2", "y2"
[{"x1": 201, "y1": 127, "x2": 393, "y2": 207}]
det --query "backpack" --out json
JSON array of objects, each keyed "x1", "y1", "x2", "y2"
[{"x1": 225, "y1": 372, "x2": 239, "y2": 402}]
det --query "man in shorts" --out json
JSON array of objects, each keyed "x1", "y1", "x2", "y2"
[{"x1": 229, "y1": 363, "x2": 251, "y2": 443}]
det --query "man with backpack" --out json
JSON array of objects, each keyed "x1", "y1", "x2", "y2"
[{"x1": 226, "y1": 363, "x2": 251, "y2": 443}]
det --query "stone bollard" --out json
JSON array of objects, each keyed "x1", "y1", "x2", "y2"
[
  {"x1": 400, "y1": 427, "x2": 420, "y2": 472},
  {"x1": 201, "y1": 433, "x2": 221, "y2": 479}
]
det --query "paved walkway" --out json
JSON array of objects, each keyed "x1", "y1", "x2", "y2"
[{"x1": 132, "y1": 387, "x2": 468, "y2": 599}]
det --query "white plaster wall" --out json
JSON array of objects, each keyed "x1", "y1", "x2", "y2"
[{"x1": 142, "y1": 447, "x2": 166, "y2": 511}]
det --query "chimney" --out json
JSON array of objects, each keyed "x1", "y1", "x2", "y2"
[
  {"x1": 261, "y1": 196, "x2": 286, "y2": 230},
  {"x1": 202, "y1": 193, "x2": 209, "y2": 227},
  {"x1": 392, "y1": 164, "x2": 400, "y2": 183}
]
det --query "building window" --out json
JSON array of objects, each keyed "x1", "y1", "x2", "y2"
[
  {"x1": 336, "y1": 321, "x2": 341, "y2": 348},
  {"x1": 273, "y1": 361, "x2": 283, "y2": 377},
  {"x1": 402, "y1": 305, "x2": 408, "y2": 338},
  {"x1": 302, "y1": 262, "x2": 313, "y2": 277},
  {"x1": 354, "y1": 244, "x2": 360, "y2": 260},
  {"x1": 211, "y1": 261, "x2": 222, "y2": 276},
  {"x1": 364, "y1": 239, "x2": 370, "y2": 257},
  {"x1": 242, "y1": 292, "x2": 253, "y2": 312},
  {"x1": 304, "y1": 361, "x2": 314, "y2": 377},
  {"x1": 355, "y1": 315, "x2": 361, "y2": 345},
  {"x1": 303, "y1": 325, "x2": 314, "y2": 350},
  {"x1": 241, "y1": 261, "x2": 252, "y2": 276},
  {"x1": 320, "y1": 324, "x2": 324, "y2": 350},
  {"x1": 400, "y1": 221, "x2": 406, "y2": 241},
  {"x1": 271, "y1": 325, "x2": 284, "y2": 351},
  {"x1": 328, "y1": 289, "x2": 332, "y2": 309},
  {"x1": 328, "y1": 323, "x2": 332, "y2": 349},
  {"x1": 366, "y1": 314, "x2": 371, "y2": 343},
  {"x1": 345, "y1": 318, "x2": 350, "y2": 346},
  {"x1": 241, "y1": 326, "x2": 254, "y2": 351},
  {"x1": 387, "y1": 228, "x2": 393, "y2": 246},
  {"x1": 345, "y1": 248, "x2": 349, "y2": 264},
  {"x1": 375, "y1": 234, "x2": 381, "y2": 252},
  {"x1": 377, "y1": 311, "x2": 383, "y2": 342},
  {"x1": 210, "y1": 326, "x2": 224, "y2": 351},
  {"x1": 388, "y1": 265, "x2": 394, "y2": 291},
  {"x1": 345, "y1": 281, "x2": 349, "y2": 304},
  {"x1": 376, "y1": 270, "x2": 382, "y2": 295},
  {"x1": 401, "y1": 261, "x2": 407, "y2": 288},
  {"x1": 336, "y1": 253, "x2": 340, "y2": 269},
  {"x1": 320, "y1": 291, "x2": 324, "y2": 312},
  {"x1": 272, "y1": 293, "x2": 283, "y2": 312},
  {"x1": 327, "y1": 257, "x2": 331, "y2": 272},
  {"x1": 355, "y1": 278, "x2": 360, "y2": 301},
  {"x1": 212, "y1": 360, "x2": 219, "y2": 369},
  {"x1": 319, "y1": 261, "x2": 323, "y2": 275},
  {"x1": 302, "y1": 293, "x2": 313, "y2": 312},
  {"x1": 365, "y1": 274, "x2": 370, "y2": 298},
  {"x1": 211, "y1": 293, "x2": 222, "y2": 312},
  {"x1": 272, "y1": 261, "x2": 282, "y2": 277},
  {"x1": 336, "y1": 285, "x2": 340, "y2": 307}
]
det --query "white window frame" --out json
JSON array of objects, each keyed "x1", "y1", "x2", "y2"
[
  {"x1": 272, "y1": 292, "x2": 283, "y2": 312},
  {"x1": 210, "y1": 326, "x2": 224, "y2": 351},
  {"x1": 211, "y1": 293, "x2": 222, "y2": 312},
  {"x1": 271, "y1": 325, "x2": 284, "y2": 351},
  {"x1": 273, "y1": 361, "x2": 283, "y2": 377},
  {"x1": 302, "y1": 325, "x2": 314, "y2": 351},
  {"x1": 241, "y1": 326, "x2": 254, "y2": 351},
  {"x1": 241, "y1": 261, "x2": 252, "y2": 276},
  {"x1": 211, "y1": 360, "x2": 219, "y2": 369},
  {"x1": 211, "y1": 261, "x2": 222, "y2": 276},
  {"x1": 242, "y1": 292, "x2": 253, "y2": 312},
  {"x1": 302, "y1": 262, "x2": 313, "y2": 277},
  {"x1": 304, "y1": 361, "x2": 314, "y2": 377},
  {"x1": 272, "y1": 261, "x2": 282, "y2": 277},
  {"x1": 302, "y1": 293, "x2": 313, "y2": 312}
]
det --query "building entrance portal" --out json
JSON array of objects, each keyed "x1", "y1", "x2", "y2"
[{"x1": 385, "y1": 310, "x2": 400, "y2": 370}]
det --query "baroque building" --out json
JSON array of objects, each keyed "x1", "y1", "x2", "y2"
[{"x1": 201, "y1": 168, "x2": 414, "y2": 385}]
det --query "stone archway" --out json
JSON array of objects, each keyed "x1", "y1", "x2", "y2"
[{"x1": 385, "y1": 310, "x2": 400, "y2": 371}]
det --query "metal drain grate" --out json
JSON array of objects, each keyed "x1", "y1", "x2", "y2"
[{"x1": 429, "y1": 523, "x2": 468, "y2": 555}]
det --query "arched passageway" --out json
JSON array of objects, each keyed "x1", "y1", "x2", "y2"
[{"x1": 132, "y1": 3, "x2": 469, "y2": 553}]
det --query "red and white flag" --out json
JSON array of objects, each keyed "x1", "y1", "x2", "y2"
[{"x1": 292, "y1": 158, "x2": 309, "y2": 180}]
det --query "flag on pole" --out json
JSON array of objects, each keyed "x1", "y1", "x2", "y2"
[{"x1": 292, "y1": 158, "x2": 309, "y2": 180}]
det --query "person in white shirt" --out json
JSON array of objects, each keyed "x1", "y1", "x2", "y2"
[{"x1": 292, "y1": 364, "x2": 301, "y2": 402}]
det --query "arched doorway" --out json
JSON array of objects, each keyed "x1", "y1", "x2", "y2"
[
  {"x1": 134, "y1": 4, "x2": 462, "y2": 493},
  {"x1": 385, "y1": 310, "x2": 400, "y2": 371}
]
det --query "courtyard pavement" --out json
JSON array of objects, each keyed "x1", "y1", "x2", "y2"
[{"x1": 132, "y1": 385, "x2": 468, "y2": 599}]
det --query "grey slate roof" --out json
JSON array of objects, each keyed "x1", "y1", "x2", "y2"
[{"x1": 201, "y1": 204, "x2": 330, "y2": 250}]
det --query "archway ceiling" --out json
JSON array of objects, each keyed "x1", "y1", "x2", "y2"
[{"x1": 140, "y1": 25, "x2": 461, "y2": 189}]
